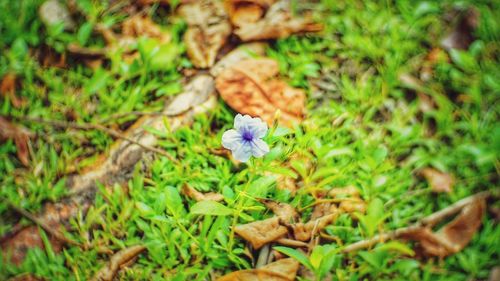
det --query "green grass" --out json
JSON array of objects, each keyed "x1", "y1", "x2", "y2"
[{"x1": 1, "y1": 0, "x2": 499, "y2": 280}]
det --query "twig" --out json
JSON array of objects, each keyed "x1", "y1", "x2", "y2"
[
  {"x1": 342, "y1": 191, "x2": 491, "y2": 253},
  {"x1": 97, "y1": 111, "x2": 165, "y2": 123},
  {"x1": 19, "y1": 116, "x2": 178, "y2": 163},
  {"x1": 6, "y1": 200, "x2": 81, "y2": 247}
]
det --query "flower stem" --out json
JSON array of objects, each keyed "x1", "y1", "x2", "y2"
[{"x1": 227, "y1": 160, "x2": 257, "y2": 252}]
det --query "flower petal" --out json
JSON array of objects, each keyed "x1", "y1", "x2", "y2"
[
  {"x1": 247, "y1": 118, "x2": 268, "y2": 138},
  {"x1": 234, "y1": 114, "x2": 252, "y2": 131},
  {"x1": 233, "y1": 143, "x2": 252, "y2": 162},
  {"x1": 250, "y1": 138, "x2": 270, "y2": 158},
  {"x1": 222, "y1": 129, "x2": 242, "y2": 150}
]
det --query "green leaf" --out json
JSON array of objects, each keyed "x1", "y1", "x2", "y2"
[
  {"x1": 190, "y1": 201, "x2": 233, "y2": 216},
  {"x1": 165, "y1": 186, "x2": 185, "y2": 216},
  {"x1": 274, "y1": 246, "x2": 313, "y2": 271},
  {"x1": 376, "y1": 241, "x2": 415, "y2": 256},
  {"x1": 136, "y1": 202, "x2": 154, "y2": 216},
  {"x1": 77, "y1": 22, "x2": 93, "y2": 46}
]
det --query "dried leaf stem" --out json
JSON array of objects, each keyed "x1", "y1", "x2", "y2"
[{"x1": 342, "y1": 191, "x2": 491, "y2": 253}]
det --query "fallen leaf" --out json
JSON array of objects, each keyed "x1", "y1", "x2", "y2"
[
  {"x1": 258, "y1": 198, "x2": 298, "y2": 223},
  {"x1": 224, "y1": 0, "x2": 276, "y2": 27},
  {"x1": 39, "y1": 0, "x2": 75, "y2": 30},
  {"x1": 179, "y1": 0, "x2": 232, "y2": 68},
  {"x1": 441, "y1": 7, "x2": 479, "y2": 50},
  {"x1": 1, "y1": 73, "x2": 25, "y2": 108},
  {"x1": 0, "y1": 117, "x2": 31, "y2": 166},
  {"x1": 310, "y1": 203, "x2": 337, "y2": 221},
  {"x1": 122, "y1": 15, "x2": 170, "y2": 44},
  {"x1": 164, "y1": 74, "x2": 215, "y2": 115},
  {"x1": 91, "y1": 245, "x2": 146, "y2": 281},
  {"x1": 275, "y1": 238, "x2": 308, "y2": 248},
  {"x1": 420, "y1": 168, "x2": 454, "y2": 193},
  {"x1": 182, "y1": 184, "x2": 224, "y2": 202},
  {"x1": 328, "y1": 185, "x2": 360, "y2": 198},
  {"x1": 234, "y1": 217, "x2": 288, "y2": 249},
  {"x1": 1, "y1": 226, "x2": 64, "y2": 266},
  {"x1": 292, "y1": 213, "x2": 337, "y2": 242},
  {"x1": 401, "y1": 198, "x2": 485, "y2": 257},
  {"x1": 210, "y1": 42, "x2": 267, "y2": 77},
  {"x1": 339, "y1": 198, "x2": 366, "y2": 214},
  {"x1": 215, "y1": 58, "x2": 306, "y2": 127},
  {"x1": 217, "y1": 258, "x2": 299, "y2": 281},
  {"x1": 231, "y1": 0, "x2": 322, "y2": 41}
]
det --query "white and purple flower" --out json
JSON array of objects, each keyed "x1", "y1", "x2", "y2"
[{"x1": 222, "y1": 114, "x2": 270, "y2": 162}]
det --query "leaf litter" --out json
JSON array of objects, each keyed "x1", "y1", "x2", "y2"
[
  {"x1": 215, "y1": 57, "x2": 306, "y2": 127},
  {"x1": 1, "y1": 0, "x2": 496, "y2": 279}
]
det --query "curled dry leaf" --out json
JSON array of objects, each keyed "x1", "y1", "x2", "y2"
[
  {"x1": 179, "y1": 0, "x2": 231, "y2": 68},
  {"x1": 230, "y1": 0, "x2": 322, "y2": 41},
  {"x1": 1, "y1": 73, "x2": 25, "y2": 108},
  {"x1": 217, "y1": 258, "x2": 299, "y2": 281},
  {"x1": 329, "y1": 186, "x2": 366, "y2": 214},
  {"x1": 401, "y1": 198, "x2": 485, "y2": 257},
  {"x1": 258, "y1": 199, "x2": 298, "y2": 223},
  {"x1": 310, "y1": 203, "x2": 337, "y2": 221},
  {"x1": 328, "y1": 185, "x2": 360, "y2": 198},
  {"x1": 420, "y1": 168, "x2": 454, "y2": 193},
  {"x1": 224, "y1": 0, "x2": 276, "y2": 27},
  {"x1": 215, "y1": 58, "x2": 306, "y2": 127},
  {"x1": 122, "y1": 15, "x2": 170, "y2": 44},
  {"x1": 182, "y1": 184, "x2": 224, "y2": 202},
  {"x1": 0, "y1": 117, "x2": 31, "y2": 166},
  {"x1": 91, "y1": 245, "x2": 146, "y2": 281},
  {"x1": 234, "y1": 217, "x2": 288, "y2": 249},
  {"x1": 339, "y1": 198, "x2": 366, "y2": 214},
  {"x1": 441, "y1": 7, "x2": 479, "y2": 51},
  {"x1": 292, "y1": 213, "x2": 337, "y2": 242}
]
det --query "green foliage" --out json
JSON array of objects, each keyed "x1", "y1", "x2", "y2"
[{"x1": 0, "y1": 0, "x2": 499, "y2": 280}]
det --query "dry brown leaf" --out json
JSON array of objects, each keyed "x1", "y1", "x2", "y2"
[
  {"x1": 91, "y1": 245, "x2": 146, "y2": 281},
  {"x1": 215, "y1": 58, "x2": 306, "y2": 127},
  {"x1": 122, "y1": 15, "x2": 170, "y2": 44},
  {"x1": 231, "y1": 0, "x2": 322, "y2": 41},
  {"x1": 179, "y1": 0, "x2": 231, "y2": 68},
  {"x1": 258, "y1": 199, "x2": 298, "y2": 223},
  {"x1": 401, "y1": 198, "x2": 485, "y2": 257},
  {"x1": 310, "y1": 202, "x2": 337, "y2": 221},
  {"x1": 275, "y1": 238, "x2": 308, "y2": 248},
  {"x1": 234, "y1": 217, "x2": 288, "y2": 249},
  {"x1": 328, "y1": 185, "x2": 360, "y2": 198},
  {"x1": 217, "y1": 258, "x2": 299, "y2": 281},
  {"x1": 441, "y1": 7, "x2": 479, "y2": 50},
  {"x1": 182, "y1": 184, "x2": 224, "y2": 202},
  {"x1": 420, "y1": 168, "x2": 454, "y2": 193},
  {"x1": 210, "y1": 42, "x2": 267, "y2": 77},
  {"x1": 0, "y1": 117, "x2": 31, "y2": 166},
  {"x1": 292, "y1": 213, "x2": 337, "y2": 242},
  {"x1": 1, "y1": 73, "x2": 26, "y2": 108},
  {"x1": 224, "y1": 0, "x2": 276, "y2": 27},
  {"x1": 339, "y1": 198, "x2": 366, "y2": 214}
]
